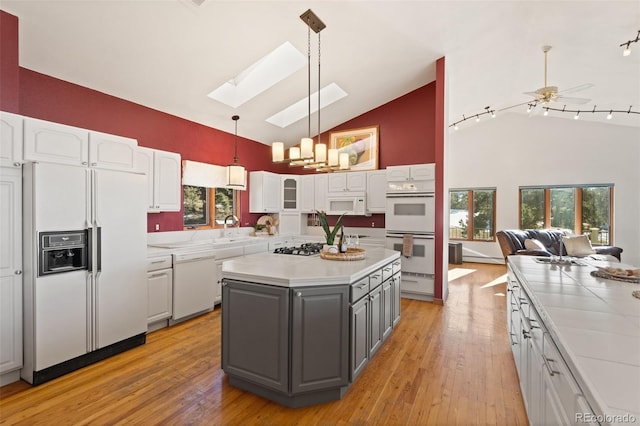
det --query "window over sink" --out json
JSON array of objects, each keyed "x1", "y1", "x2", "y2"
[{"x1": 183, "y1": 185, "x2": 239, "y2": 229}]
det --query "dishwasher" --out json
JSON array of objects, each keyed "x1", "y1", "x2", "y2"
[{"x1": 171, "y1": 249, "x2": 216, "y2": 322}]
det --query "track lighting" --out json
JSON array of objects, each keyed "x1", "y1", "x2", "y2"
[
  {"x1": 620, "y1": 30, "x2": 639, "y2": 56},
  {"x1": 449, "y1": 104, "x2": 639, "y2": 129},
  {"x1": 448, "y1": 107, "x2": 495, "y2": 130}
]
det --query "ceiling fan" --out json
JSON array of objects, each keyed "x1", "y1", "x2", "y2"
[{"x1": 523, "y1": 45, "x2": 593, "y2": 105}]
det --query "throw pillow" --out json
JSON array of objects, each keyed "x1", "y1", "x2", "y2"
[
  {"x1": 524, "y1": 238, "x2": 546, "y2": 251},
  {"x1": 562, "y1": 235, "x2": 596, "y2": 256}
]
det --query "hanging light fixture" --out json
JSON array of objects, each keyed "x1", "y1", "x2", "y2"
[
  {"x1": 271, "y1": 9, "x2": 346, "y2": 172},
  {"x1": 227, "y1": 115, "x2": 246, "y2": 188}
]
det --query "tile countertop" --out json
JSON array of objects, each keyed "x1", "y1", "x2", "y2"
[
  {"x1": 221, "y1": 247, "x2": 400, "y2": 288},
  {"x1": 508, "y1": 256, "x2": 640, "y2": 423}
]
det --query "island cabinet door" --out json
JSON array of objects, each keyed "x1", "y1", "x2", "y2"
[
  {"x1": 291, "y1": 286, "x2": 349, "y2": 394},
  {"x1": 350, "y1": 296, "x2": 369, "y2": 381},
  {"x1": 221, "y1": 279, "x2": 289, "y2": 393}
]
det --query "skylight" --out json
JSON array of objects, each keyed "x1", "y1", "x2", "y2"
[
  {"x1": 266, "y1": 83, "x2": 348, "y2": 128},
  {"x1": 207, "y1": 42, "x2": 305, "y2": 108}
]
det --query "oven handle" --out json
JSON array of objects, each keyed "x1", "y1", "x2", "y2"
[
  {"x1": 385, "y1": 193, "x2": 434, "y2": 199},
  {"x1": 386, "y1": 233, "x2": 434, "y2": 240}
]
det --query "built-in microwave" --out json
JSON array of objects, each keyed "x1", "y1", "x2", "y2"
[{"x1": 327, "y1": 193, "x2": 367, "y2": 216}]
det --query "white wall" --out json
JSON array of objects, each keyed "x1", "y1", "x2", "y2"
[{"x1": 447, "y1": 113, "x2": 640, "y2": 266}]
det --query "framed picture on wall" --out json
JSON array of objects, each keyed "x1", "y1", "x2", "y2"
[{"x1": 329, "y1": 125, "x2": 379, "y2": 171}]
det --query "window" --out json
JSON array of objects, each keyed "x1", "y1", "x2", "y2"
[
  {"x1": 519, "y1": 185, "x2": 613, "y2": 245},
  {"x1": 449, "y1": 188, "x2": 496, "y2": 241},
  {"x1": 183, "y1": 185, "x2": 239, "y2": 229}
]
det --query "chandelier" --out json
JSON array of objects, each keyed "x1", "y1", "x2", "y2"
[{"x1": 271, "y1": 9, "x2": 350, "y2": 172}]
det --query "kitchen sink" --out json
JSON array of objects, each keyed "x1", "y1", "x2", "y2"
[{"x1": 148, "y1": 240, "x2": 214, "y2": 249}]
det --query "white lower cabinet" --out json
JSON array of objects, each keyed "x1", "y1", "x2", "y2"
[
  {"x1": 146, "y1": 256, "x2": 173, "y2": 327},
  {"x1": 507, "y1": 264, "x2": 598, "y2": 425}
]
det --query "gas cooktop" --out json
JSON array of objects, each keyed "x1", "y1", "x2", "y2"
[{"x1": 273, "y1": 242, "x2": 323, "y2": 256}]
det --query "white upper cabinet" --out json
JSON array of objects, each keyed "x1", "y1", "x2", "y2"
[
  {"x1": 327, "y1": 171, "x2": 366, "y2": 193},
  {"x1": 23, "y1": 117, "x2": 138, "y2": 172},
  {"x1": 366, "y1": 170, "x2": 387, "y2": 213},
  {"x1": 281, "y1": 175, "x2": 299, "y2": 211},
  {"x1": 137, "y1": 147, "x2": 181, "y2": 212},
  {"x1": 314, "y1": 174, "x2": 328, "y2": 212},
  {"x1": 24, "y1": 118, "x2": 88, "y2": 166},
  {"x1": 88, "y1": 131, "x2": 138, "y2": 171},
  {"x1": 0, "y1": 112, "x2": 23, "y2": 168},
  {"x1": 299, "y1": 175, "x2": 315, "y2": 213},
  {"x1": 249, "y1": 171, "x2": 281, "y2": 213},
  {"x1": 386, "y1": 164, "x2": 435, "y2": 181}
]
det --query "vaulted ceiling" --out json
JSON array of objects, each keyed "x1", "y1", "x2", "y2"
[{"x1": 2, "y1": 0, "x2": 638, "y2": 144}]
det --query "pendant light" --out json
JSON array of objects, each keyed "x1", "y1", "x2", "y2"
[
  {"x1": 226, "y1": 115, "x2": 246, "y2": 188},
  {"x1": 270, "y1": 10, "x2": 347, "y2": 172}
]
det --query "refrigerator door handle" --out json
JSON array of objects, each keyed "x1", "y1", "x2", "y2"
[
  {"x1": 96, "y1": 227, "x2": 102, "y2": 273},
  {"x1": 87, "y1": 227, "x2": 93, "y2": 272}
]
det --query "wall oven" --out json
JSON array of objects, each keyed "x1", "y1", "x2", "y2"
[
  {"x1": 385, "y1": 232, "x2": 435, "y2": 275},
  {"x1": 38, "y1": 230, "x2": 89, "y2": 276},
  {"x1": 385, "y1": 193, "x2": 435, "y2": 233}
]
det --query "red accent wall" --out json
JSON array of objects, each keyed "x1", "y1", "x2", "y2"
[
  {"x1": 0, "y1": 10, "x2": 19, "y2": 113},
  {"x1": 17, "y1": 68, "x2": 291, "y2": 231}
]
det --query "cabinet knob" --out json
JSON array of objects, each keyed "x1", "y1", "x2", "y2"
[
  {"x1": 15, "y1": 270, "x2": 22, "y2": 275},
  {"x1": 13, "y1": 162, "x2": 21, "y2": 167},
  {"x1": 91, "y1": 162, "x2": 97, "y2": 166},
  {"x1": 296, "y1": 292, "x2": 302, "y2": 297},
  {"x1": 82, "y1": 161, "x2": 88, "y2": 165}
]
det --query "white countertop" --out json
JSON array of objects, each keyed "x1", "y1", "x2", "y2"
[
  {"x1": 221, "y1": 247, "x2": 400, "y2": 287},
  {"x1": 508, "y1": 256, "x2": 640, "y2": 423}
]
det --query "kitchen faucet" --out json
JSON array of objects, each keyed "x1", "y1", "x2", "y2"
[{"x1": 223, "y1": 214, "x2": 239, "y2": 237}]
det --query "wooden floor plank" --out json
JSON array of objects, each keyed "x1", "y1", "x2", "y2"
[{"x1": 0, "y1": 262, "x2": 527, "y2": 425}]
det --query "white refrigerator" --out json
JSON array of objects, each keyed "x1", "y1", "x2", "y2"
[{"x1": 22, "y1": 162, "x2": 148, "y2": 384}]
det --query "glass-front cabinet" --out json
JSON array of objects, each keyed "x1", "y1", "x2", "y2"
[{"x1": 282, "y1": 175, "x2": 299, "y2": 211}]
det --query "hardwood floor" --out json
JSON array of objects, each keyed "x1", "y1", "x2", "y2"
[{"x1": 0, "y1": 263, "x2": 527, "y2": 425}]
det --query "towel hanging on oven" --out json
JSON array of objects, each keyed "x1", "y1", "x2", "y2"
[{"x1": 402, "y1": 234, "x2": 413, "y2": 257}]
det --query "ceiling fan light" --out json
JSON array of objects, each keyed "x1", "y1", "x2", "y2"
[
  {"x1": 527, "y1": 105, "x2": 533, "y2": 113},
  {"x1": 543, "y1": 109, "x2": 549, "y2": 116},
  {"x1": 574, "y1": 111, "x2": 580, "y2": 120},
  {"x1": 607, "y1": 111, "x2": 613, "y2": 120},
  {"x1": 623, "y1": 42, "x2": 631, "y2": 57},
  {"x1": 490, "y1": 110, "x2": 496, "y2": 118}
]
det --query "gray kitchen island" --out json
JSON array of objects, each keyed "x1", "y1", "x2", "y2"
[{"x1": 221, "y1": 247, "x2": 401, "y2": 407}]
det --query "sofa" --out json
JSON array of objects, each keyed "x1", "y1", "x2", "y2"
[{"x1": 496, "y1": 229, "x2": 623, "y2": 261}]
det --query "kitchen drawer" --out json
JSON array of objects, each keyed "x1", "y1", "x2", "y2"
[
  {"x1": 391, "y1": 258, "x2": 401, "y2": 275},
  {"x1": 543, "y1": 333, "x2": 582, "y2": 421},
  {"x1": 350, "y1": 277, "x2": 369, "y2": 303},
  {"x1": 369, "y1": 269, "x2": 383, "y2": 290},
  {"x1": 381, "y1": 262, "x2": 393, "y2": 282},
  {"x1": 147, "y1": 255, "x2": 172, "y2": 272},
  {"x1": 214, "y1": 246, "x2": 244, "y2": 260}
]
